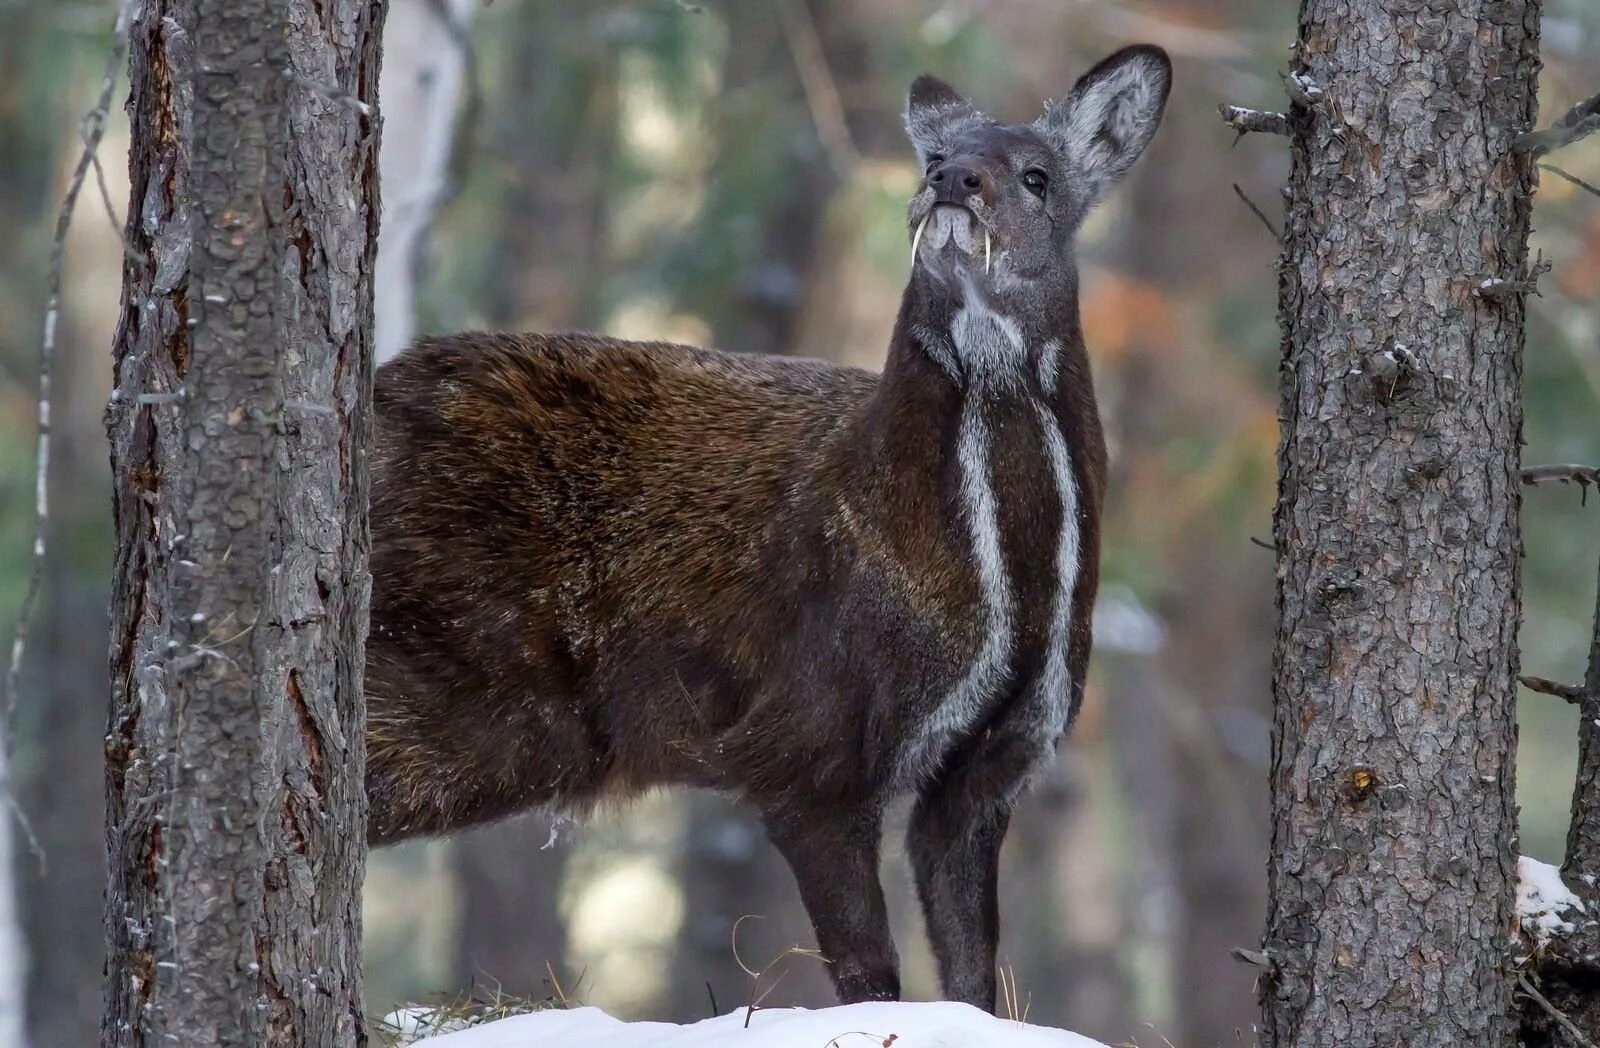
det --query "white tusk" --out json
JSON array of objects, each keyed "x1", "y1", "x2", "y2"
[
  {"x1": 984, "y1": 231, "x2": 992, "y2": 274},
  {"x1": 911, "y1": 215, "x2": 929, "y2": 266}
]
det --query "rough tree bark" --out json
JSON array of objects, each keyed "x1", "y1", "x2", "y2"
[
  {"x1": 1561, "y1": 543, "x2": 1600, "y2": 908},
  {"x1": 103, "y1": 1, "x2": 384, "y2": 1045},
  {"x1": 1519, "y1": 540, "x2": 1600, "y2": 1044},
  {"x1": 1264, "y1": 2, "x2": 1540, "y2": 1046}
]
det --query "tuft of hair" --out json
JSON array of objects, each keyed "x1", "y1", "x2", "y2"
[
  {"x1": 1034, "y1": 44, "x2": 1171, "y2": 204},
  {"x1": 904, "y1": 74, "x2": 990, "y2": 163}
]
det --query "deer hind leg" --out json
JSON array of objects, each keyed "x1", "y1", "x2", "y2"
[
  {"x1": 760, "y1": 801, "x2": 899, "y2": 1004},
  {"x1": 906, "y1": 730, "x2": 1047, "y2": 1011}
]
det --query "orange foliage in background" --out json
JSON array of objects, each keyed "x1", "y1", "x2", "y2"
[{"x1": 1080, "y1": 271, "x2": 1180, "y2": 362}]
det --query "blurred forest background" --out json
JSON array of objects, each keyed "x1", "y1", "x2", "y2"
[{"x1": 1, "y1": 0, "x2": 1597, "y2": 1044}]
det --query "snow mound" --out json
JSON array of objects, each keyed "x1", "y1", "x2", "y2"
[
  {"x1": 407, "y1": 1002, "x2": 1108, "y2": 1048},
  {"x1": 1517, "y1": 855, "x2": 1585, "y2": 944}
]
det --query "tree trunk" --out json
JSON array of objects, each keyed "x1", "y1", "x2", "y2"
[
  {"x1": 103, "y1": 1, "x2": 384, "y2": 1044},
  {"x1": 1264, "y1": 3, "x2": 1539, "y2": 1046},
  {"x1": 1520, "y1": 548, "x2": 1600, "y2": 1044},
  {"x1": 1562, "y1": 549, "x2": 1600, "y2": 895}
]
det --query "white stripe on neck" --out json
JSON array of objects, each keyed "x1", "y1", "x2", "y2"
[
  {"x1": 949, "y1": 301, "x2": 1028, "y2": 389},
  {"x1": 896, "y1": 302, "x2": 1084, "y2": 791},
  {"x1": 1030, "y1": 399, "x2": 1082, "y2": 760},
  {"x1": 896, "y1": 396, "x2": 1013, "y2": 787}
]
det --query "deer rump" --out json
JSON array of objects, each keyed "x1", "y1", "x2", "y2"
[{"x1": 364, "y1": 43, "x2": 1170, "y2": 1015}]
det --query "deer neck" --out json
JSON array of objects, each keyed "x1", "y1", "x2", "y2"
[
  {"x1": 861, "y1": 272, "x2": 1088, "y2": 471},
  {"x1": 832, "y1": 273, "x2": 1089, "y2": 639},
  {"x1": 825, "y1": 273, "x2": 1091, "y2": 781}
]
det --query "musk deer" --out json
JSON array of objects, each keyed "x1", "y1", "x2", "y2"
[{"x1": 366, "y1": 45, "x2": 1171, "y2": 1011}]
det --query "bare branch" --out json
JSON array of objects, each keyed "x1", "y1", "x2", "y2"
[
  {"x1": 283, "y1": 67, "x2": 373, "y2": 117},
  {"x1": 6, "y1": 1, "x2": 132, "y2": 735},
  {"x1": 425, "y1": 0, "x2": 483, "y2": 201},
  {"x1": 1231, "y1": 947, "x2": 1276, "y2": 972},
  {"x1": 1219, "y1": 104, "x2": 1289, "y2": 138},
  {"x1": 1543, "y1": 163, "x2": 1600, "y2": 201},
  {"x1": 1475, "y1": 251, "x2": 1552, "y2": 303},
  {"x1": 84, "y1": 120, "x2": 130, "y2": 255},
  {"x1": 1519, "y1": 973, "x2": 1600, "y2": 1048},
  {"x1": 777, "y1": 0, "x2": 858, "y2": 176},
  {"x1": 1520, "y1": 675, "x2": 1585, "y2": 703},
  {"x1": 1233, "y1": 182, "x2": 1281, "y2": 238},
  {"x1": 1523, "y1": 463, "x2": 1600, "y2": 490},
  {"x1": 1517, "y1": 90, "x2": 1600, "y2": 157}
]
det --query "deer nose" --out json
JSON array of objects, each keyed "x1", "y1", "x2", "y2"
[{"x1": 928, "y1": 160, "x2": 989, "y2": 204}]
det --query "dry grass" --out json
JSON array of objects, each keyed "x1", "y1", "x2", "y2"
[{"x1": 370, "y1": 963, "x2": 585, "y2": 1046}]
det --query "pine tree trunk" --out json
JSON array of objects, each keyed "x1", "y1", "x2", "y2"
[
  {"x1": 1264, "y1": 2, "x2": 1540, "y2": 1045},
  {"x1": 1521, "y1": 551, "x2": 1600, "y2": 1044},
  {"x1": 103, "y1": 1, "x2": 384, "y2": 1045}
]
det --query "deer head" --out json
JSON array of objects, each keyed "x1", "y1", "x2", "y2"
[{"x1": 904, "y1": 46, "x2": 1171, "y2": 302}]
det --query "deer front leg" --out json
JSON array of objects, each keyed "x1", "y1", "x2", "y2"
[
  {"x1": 907, "y1": 732, "x2": 1044, "y2": 1010},
  {"x1": 761, "y1": 802, "x2": 899, "y2": 1004}
]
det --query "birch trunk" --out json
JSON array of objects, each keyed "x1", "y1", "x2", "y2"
[
  {"x1": 373, "y1": 0, "x2": 472, "y2": 364},
  {"x1": 103, "y1": 0, "x2": 384, "y2": 1044},
  {"x1": 0, "y1": 747, "x2": 23, "y2": 1048},
  {"x1": 1264, "y1": 2, "x2": 1540, "y2": 1045}
]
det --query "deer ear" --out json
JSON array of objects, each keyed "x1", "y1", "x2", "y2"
[
  {"x1": 905, "y1": 74, "x2": 979, "y2": 160},
  {"x1": 1035, "y1": 45, "x2": 1170, "y2": 203}
]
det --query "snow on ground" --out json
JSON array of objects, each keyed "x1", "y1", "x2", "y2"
[
  {"x1": 1517, "y1": 855, "x2": 1585, "y2": 945},
  {"x1": 402, "y1": 1002, "x2": 1108, "y2": 1048}
]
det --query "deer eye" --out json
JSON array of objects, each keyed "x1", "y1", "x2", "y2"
[
  {"x1": 1022, "y1": 168, "x2": 1048, "y2": 199},
  {"x1": 924, "y1": 154, "x2": 944, "y2": 176}
]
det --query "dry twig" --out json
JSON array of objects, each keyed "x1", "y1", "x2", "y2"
[
  {"x1": 1518, "y1": 973, "x2": 1600, "y2": 1048},
  {"x1": 1542, "y1": 163, "x2": 1600, "y2": 201},
  {"x1": 1475, "y1": 251, "x2": 1552, "y2": 303},
  {"x1": 1521, "y1": 675, "x2": 1585, "y2": 703},
  {"x1": 1232, "y1": 183, "x2": 1281, "y2": 238},
  {"x1": 1219, "y1": 104, "x2": 1289, "y2": 138},
  {"x1": 1523, "y1": 464, "x2": 1600, "y2": 488},
  {"x1": 1523, "y1": 464, "x2": 1600, "y2": 506},
  {"x1": 1231, "y1": 946, "x2": 1275, "y2": 972},
  {"x1": 730, "y1": 914, "x2": 826, "y2": 1029},
  {"x1": 4, "y1": 0, "x2": 137, "y2": 875}
]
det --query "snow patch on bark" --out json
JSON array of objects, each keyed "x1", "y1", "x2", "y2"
[
  {"x1": 1517, "y1": 855, "x2": 1585, "y2": 944},
  {"x1": 395, "y1": 1002, "x2": 1110, "y2": 1047}
]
